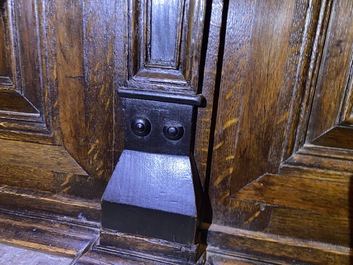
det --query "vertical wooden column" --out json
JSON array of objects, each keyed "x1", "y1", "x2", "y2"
[{"x1": 99, "y1": 0, "x2": 206, "y2": 264}]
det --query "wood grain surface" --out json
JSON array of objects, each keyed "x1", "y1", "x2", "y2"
[
  {"x1": 205, "y1": 0, "x2": 353, "y2": 264},
  {"x1": 1, "y1": 0, "x2": 353, "y2": 264}
]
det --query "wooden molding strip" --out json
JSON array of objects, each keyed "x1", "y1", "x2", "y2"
[
  {"x1": 0, "y1": 185, "x2": 101, "y2": 222},
  {"x1": 235, "y1": 174, "x2": 350, "y2": 218},
  {"x1": 206, "y1": 224, "x2": 350, "y2": 264}
]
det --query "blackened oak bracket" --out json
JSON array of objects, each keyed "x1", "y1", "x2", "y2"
[{"x1": 102, "y1": 88, "x2": 205, "y2": 245}]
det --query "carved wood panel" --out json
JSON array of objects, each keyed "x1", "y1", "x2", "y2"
[
  {"x1": 0, "y1": 0, "x2": 13, "y2": 88},
  {"x1": 0, "y1": 0, "x2": 49, "y2": 135},
  {"x1": 125, "y1": 0, "x2": 205, "y2": 92},
  {"x1": 0, "y1": 0, "x2": 116, "y2": 200},
  {"x1": 206, "y1": 0, "x2": 353, "y2": 262},
  {"x1": 301, "y1": 1, "x2": 353, "y2": 151},
  {"x1": 209, "y1": 0, "x2": 316, "y2": 205}
]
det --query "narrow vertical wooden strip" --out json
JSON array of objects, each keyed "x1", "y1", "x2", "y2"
[
  {"x1": 209, "y1": 0, "x2": 256, "y2": 224},
  {"x1": 292, "y1": 0, "x2": 333, "y2": 153},
  {"x1": 267, "y1": 0, "x2": 312, "y2": 170},
  {"x1": 194, "y1": 0, "x2": 223, "y2": 187},
  {"x1": 0, "y1": 0, "x2": 13, "y2": 81},
  {"x1": 56, "y1": 0, "x2": 87, "y2": 169},
  {"x1": 83, "y1": 0, "x2": 115, "y2": 182},
  {"x1": 281, "y1": 0, "x2": 329, "y2": 160},
  {"x1": 230, "y1": 0, "x2": 297, "y2": 192},
  {"x1": 16, "y1": 0, "x2": 42, "y2": 109}
]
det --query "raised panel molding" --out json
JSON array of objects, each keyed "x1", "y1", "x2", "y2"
[
  {"x1": 276, "y1": 0, "x2": 353, "y2": 159},
  {"x1": 0, "y1": 0, "x2": 50, "y2": 136},
  {"x1": 300, "y1": 0, "x2": 353, "y2": 152},
  {"x1": 211, "y1": 0, "x2": 353, "y2": 207},
  {"x1": 206, "y1": 224, "x2": 350, "y2": 265},
  {"x1": 0, "y1": 0, "x2": 116, "y2": 200},
  {"x1": 209, "y1": 0, "x2": 319, "y2": 202},
  {"x1": 147, "y1": 0, "x2": 183, "y2": 68},
  {"x1": 0, "y1": 0, "x2": 14, "y2": 88},
  {"x1": 208, "y1": 0, "x2": 350, "y2": 202},
  {"x1": 205, "y1": 0, "x2": 353, "y2": 263},
  {"x1": 126, "y1": 0, "x2": 205, "y2": 92}
]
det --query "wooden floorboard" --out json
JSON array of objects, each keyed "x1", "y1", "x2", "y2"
[
  {"x1": 0, "y1": 207, "x2": 100, "y2": 263},
  {"x1": 0, "y1": 242, "x2": 72, "y2": 265}
]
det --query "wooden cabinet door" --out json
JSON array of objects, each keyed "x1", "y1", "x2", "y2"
[
  {"x1": 199, "y1": 0, "x2": 353, "y2": 264},
  {"x1": 0, "y1": 0, "x2": 116, "y2": 214},
  {"x1": 1, "y1": 0, "x2": 353, "y2": 263}
]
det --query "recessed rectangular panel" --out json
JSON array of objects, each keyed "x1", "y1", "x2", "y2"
[
  {"x1": 15, "y1": 0, "x2": 43, "y2": 110},
  {"x1": 0, "y1": 0, "x2": 13, "y2": 87},
  {"x1": 148, "y1": 0, "x2": 182, "y2": 68},
  {"x1": 0, "y1": 0, "x2": 50, "y2": 135},
  {"x1": 0, "y1": 10, "x2": 8, "y2": 76},
  {"x1": 127, "y1": 0, "x2": 204, "y2": 91},
  {"x1": 306, "y1": 0, "x2": 353, "y2": 142}
]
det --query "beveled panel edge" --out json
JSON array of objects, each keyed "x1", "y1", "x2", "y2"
[{"x1": 126, "y1": 0, "x2": 206, "y2": 92}]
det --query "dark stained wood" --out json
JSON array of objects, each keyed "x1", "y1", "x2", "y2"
[
  {"x1": 0, "y1": 208, "x2": 99, "y2": 259},
  {"x1": 76, "y1": 248, "x2": 175, "y2": 265},
  {"x1": 207, "y1": 224, "x2": 350, "y2": 265},
  {"x1": 307, "y1": 0, "x2": 353, "y2": 142},
  {"x1": 99, "y1": 231, "x2": 200, "y2": 265},
  {"x1": 0, "y1": 2, "x2": 8, "y2": 78},
  {"x1": 206, "y1": 253, "x2": 271, "y2": 265},
  {"x1": 194, "y1": 0, "x2": 224, "y2": 187},
  {"x1": 226, "y1": 0, "x2": 305, "y2": 192},
  {"x1": 283, "y1": 148, "x2": 353, "y2": 181},
  {"x1": 0, "y1": 0, "x2": 13, "y2": 85},
  {"x1": 311, "y1": 126, "x2": 353, "y2": 149},
  {"x1": 0, "y1": 90, "x2": 38, "y2": 113},
  {"x1": 209, "y1": 0, "x2": 256, "y2": 209},
  {"x1": 126, "y1": 0, "x2": 205, "y2": 92},
  {"x1": 0, "y1": 185, "x2": 101, "y2": 221},
  {"x1": 205, "y1": 0, "x2": 353, "y2": 264},
  {"x1": 15, "y1": 0, "x2": 43, "y2": 110},
  {"x1": 237, "y1": 174, "x2": 351, "y2": 217},
  {"x1": 56, "y1": 0, "x2": 115, "y2": 183},
  {"x1": 1, "y1": 0, "x2": 353, "y2": 264},
  {"x1": 0, "y1": 0, "x2": 115, "y2": 199},
  {"x1": 82, "y1": 0, "x2": 116, "y2": 181},
  {"x1": 280, "y1": 163, "x2": 352, "y2": 183},
  {"x1": 0, "y1": 138, "x2": 108, "y2": 199},
  {"x1": 0, "y1": 0, "x2": 53, "y2": 136},
  {"x1": 55, "y1": 0, "x2": 87, "y2": 155},
  {"x1": 208, "y1": 0, "x2": 319, "y2": 225},
  {"x1": 283, "y1": 0, "x2": 333, "y2": 157},
  {"x1": 268, "y1": 208, "x2": 351, "y2": 247},
  {"x1": 148, "y1": 0, "x2": 183, "y2": 67}
]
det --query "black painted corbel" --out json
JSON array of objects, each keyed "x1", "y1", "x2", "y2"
[{"x1": 102, "y1": 88, "x2": 205, "y2": 245}]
